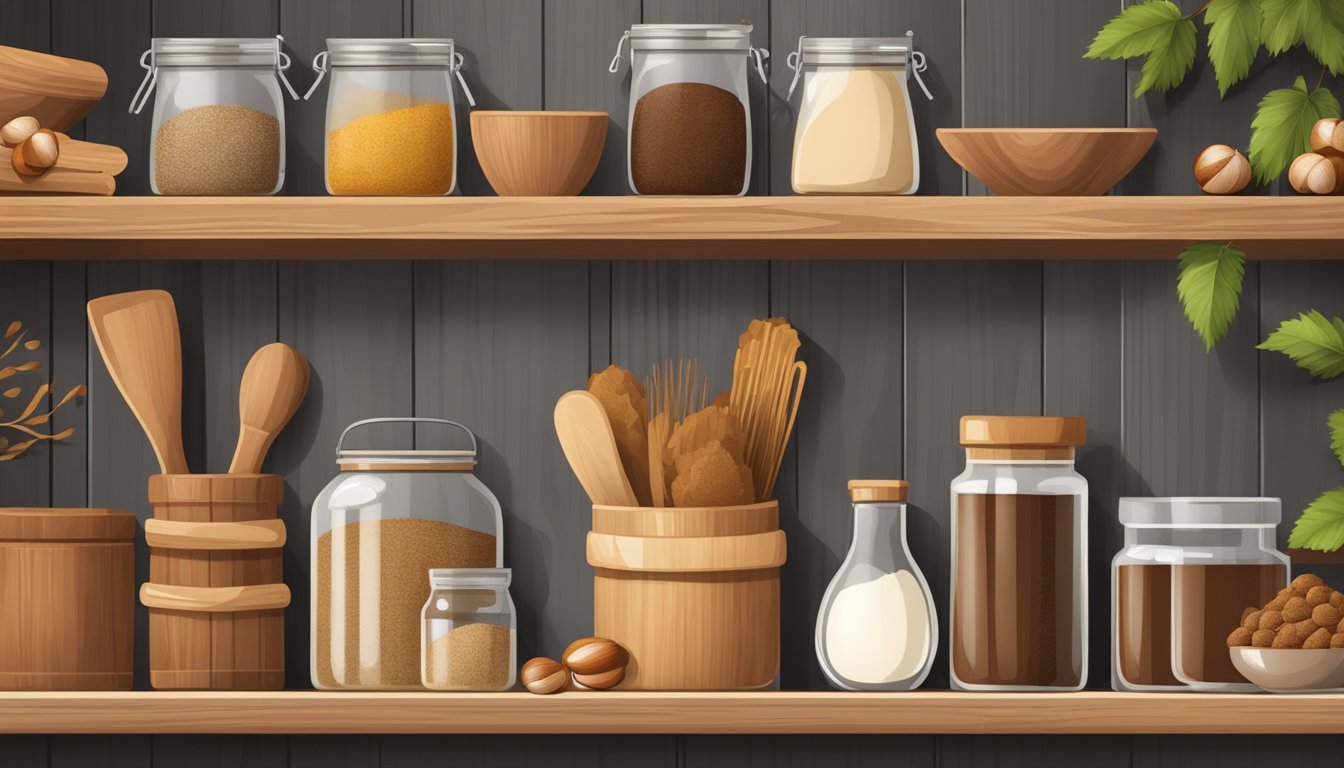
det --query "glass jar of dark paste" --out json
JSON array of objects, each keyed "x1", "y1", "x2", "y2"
[
  {"x1": 950, "y1": 415, "x2": 1088, "y2": 691},
  {"x1": 608, "y1": 23, "x2": 768, "y2": 195}
]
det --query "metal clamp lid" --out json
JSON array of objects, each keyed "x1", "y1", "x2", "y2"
[
  {"x1": 304, "y1": 42, "x2": 475, "y2": 106},
  {"x1": 130, "y1": 35, "x2": 299, "y2": 115},
  {"x1": 786, "y1": 32, "x2": 932, "y2": 101},
  {"x1": 335, "y1": 417, "x2": 479, "y2": 464},
  {"x1": 608, "y1": 26, "x2": 770, "y2": 83}
]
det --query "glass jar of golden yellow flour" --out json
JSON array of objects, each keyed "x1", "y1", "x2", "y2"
[
  {"x1": 305, "y1": 39, "x2": 475, "y2": 195},
  {"x1": 786, "y1": 34, "x2": 932, "y2": 195}
]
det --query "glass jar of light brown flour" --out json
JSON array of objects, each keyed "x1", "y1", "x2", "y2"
[
  {"x1": 949, "y1": 415, "x2": 1088, "y2": 691},
  {"x1": 786, "y1": 34, "x2": 932, "y2": 195},
  {"x1": 310, "y1": 418, "x2": 503, "y2": 691},
  {"x1": 130, "y1": 37, "x2": 299, "y2": 195}
]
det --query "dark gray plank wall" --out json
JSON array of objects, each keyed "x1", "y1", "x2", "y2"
[{"x1": 5, "y1": 1, "x2": 1344, "y2": 767}]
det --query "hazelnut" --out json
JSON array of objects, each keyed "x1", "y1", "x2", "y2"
[
  {"x1": 562, "y1": 637, "x2": 628, "y2": 676},
  {"x1": 1283, "y1": 596, "x2": 1311, "y2": 622},
  {"x1": 1310, "y1": 117, "x2": 1344, "y2": 155},
  {"x1": 0, "y1": 116, "x2": 39, "y2": 148},
  {"x1": 1260, "y1": 610, "x2": 1285, "y2": 630},
  {"x1": 1253, "y1": 628, "x2": 1277, "y2": 647},
  {"x1": 1273, "y1": 625, "x2": 1303, "y2": 648},
  {"x1": 1242, "y1": 609, "x2": 1263, "y2": 630},
  {"x1": 521, "y1": 657, "x2": 568, "y2": 695},
  {"x1": 1331, "y1": 591, "x2": 1344, "y2": 612},
  {"x1": 1267, "y1": 593, "x2": 1290, "y2": 611},
  {"x1": 1333, "y1": 633, "x2": 1344, "y2": 649},
  {"x1": 1305, "y1": 627, "x2": 1333, "y2": 649},
  {"x1": 1293, "y1": 573, "x2": 1326, "y2": 592},
  {"x1": 1296, "y1": 618, "x2": 1319, "y2": 637},
  {"x1": 1227, "y1": 626, "x2": 1254, "y2": 647},
  {"x1": 11, "y1": 129, "x2": 58, "y2": 177},
  {"x1": 1289, "y1": 152, "x2": 1337, "y2": 194},
  {"x1": 1314, "y1": 603, "x2": 1342, "y2": 627},
  {"x1": 572, "y1": 666, "x2": 625, "y2": 690},
  {"x1": 1194, "y1": 144, "x2": 1252, "y2": 194},
  {"x1": 1307, "y1": 585, "x2": 1334, "y2": 606}
]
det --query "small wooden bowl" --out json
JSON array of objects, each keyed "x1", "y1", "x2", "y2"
[
  {"x1": 470, "y1": 111, "x2": 607, "y2": 196},
  {"x1": 936, "y1": 128, "x2": 1157, "y2": 196}
]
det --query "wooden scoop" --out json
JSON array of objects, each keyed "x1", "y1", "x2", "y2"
[
  {"x1": 87, "y1": 290, "x2": 188, "y2": 474},
  {"x1": 228, "y1": 343, "x2": 310, "y2": 474},
  {"x1": 554, "y1": 390, "x2": 639, "y2": 507}
]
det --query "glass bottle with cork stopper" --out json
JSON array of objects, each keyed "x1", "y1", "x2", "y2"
[
  {"x1": 950, "y1": 415, "x2": 1088, "y2": 691},
  {"x1": 815, "y1": 479, "x2": 937, "y2": 691}
]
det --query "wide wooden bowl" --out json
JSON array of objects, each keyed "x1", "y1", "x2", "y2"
[
  {"x1": 936, "y1": 128, "x2": 1157, "y2": 195},
  {"x1": 470, "y1": 111, "x2": 607, "y2": 196}
]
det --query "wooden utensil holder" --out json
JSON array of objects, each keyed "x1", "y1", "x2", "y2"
[
  {"x1": 143, "y1": 474, "x2": 289, "y2": 690},
  {"x1": 587, "y1": 501, "x2": 785, "y2": 690}
]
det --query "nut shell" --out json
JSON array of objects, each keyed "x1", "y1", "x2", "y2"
[
  {"x1": 1305, "y1": 627, "x2": 1333, "y2": 649},
  {"x1": 23, "y1": 129, "x2": 59, "y2": 169},
  {"x1": 0, "y1": 116, "x2": 39, "y2": 148},
  {"x1": 1227, "y1": 626, "x2": 1254, "y2": 647},
  {"x1": 1194, "y1": 144, "x2": 1252, "y2": 194},
  {"x1": 1289, "y1": 152, "x2": 1337, "y2": 194},
  {"x1": 1252, "y1": 628, "x2": 1276, "y2": 647},
  {"x1": 562, "y1": 637, "x2": 629, "y2": 675},
  {"x1": 521, "y1": 657, "x2": 568, "y2": 695},
  {"x1": 1307, "y1": 585, "x2": 1334, "y2": 606},
  {"x1": 573, "y1": 666, "x2": 626, "y2": 690}
]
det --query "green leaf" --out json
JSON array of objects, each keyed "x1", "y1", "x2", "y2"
[
  {"x1": 1289, "y1": 487, "x2": 1344, "y2": 551},
  {"x1": 1249, "y1": 76, "x2": 1341, "y2": 183},
  {"x1": 1305, "y1": 1, "x2": 1344, "y2": 74},
  {"x1": 1257, "y1": 309, "x2": 1344, "y2": 378},
  {"x1": 1085, "y1": 0, "x2": 1198, "y2": 95},
  {"x1": 1176, "y1": 242, "x2": 1247, "y2": 352},
  {"x1": 1262, "y1": 0, "x2": 1344, "y2": 72},
  {"x1": 1206, "y1": 0, "x2": 1263, "y2": 96},
  {"x1": 1328, "y1": 409, "x2": 1344, "y2": 467}
]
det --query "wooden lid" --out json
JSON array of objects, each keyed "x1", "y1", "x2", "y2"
[
  {"x1": 959, "y1": 415, "x2": 1086, "y2": 447},
  {"x1": 848, "y1": 480, "x2": 908, "y2": 502},
  {"x1": 0, "y1": 507, "x2": 136, "y2": 541}
]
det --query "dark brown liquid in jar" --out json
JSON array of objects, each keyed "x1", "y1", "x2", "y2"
[
  {"x1": 953, "y1": 493, "x2": 1079, "y2": 688},
  {"x1": 1171, "y1": 563, "x2": 1285, "y2": 685},
  {"x1": 630, "y1": 82, "x2": 747, "y2": 195},
  {"x1": 1116, "y1": 564, "x2": 1181, "y2": 687}
]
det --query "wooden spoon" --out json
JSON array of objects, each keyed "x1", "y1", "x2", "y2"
[
  {"x1": 554, "y1": 390, "x2": 639, "y2": 507},
  {"x1": 87, "y1": 290, "x2": 188, "y2": 474},
  {"x1": 228, "y1": 343, "x2": 310, "y2": 474}
]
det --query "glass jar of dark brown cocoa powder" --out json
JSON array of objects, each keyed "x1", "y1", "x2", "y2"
[
  {"x1": 950, "y1": 415, "x2": 1088, "y2": 691},
  {"x1": 1112, "y1": 498, "x2": 1288, "y2": 693},
  {"x1": 608, "y1": 23, "x2": 768, "y2": 195}
]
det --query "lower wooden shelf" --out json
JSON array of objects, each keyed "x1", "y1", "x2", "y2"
[{"x1": 0, "y1": 690, "x2": 1339, "y2": 734}]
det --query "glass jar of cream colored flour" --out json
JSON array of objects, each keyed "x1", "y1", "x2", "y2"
[{"x1": 786, "y1": 34, "x2": 932, "y2": 194}]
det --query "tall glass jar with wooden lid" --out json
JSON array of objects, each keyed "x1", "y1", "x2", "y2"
[{"x1": 949, "y1": 415, "x2": 1088, "y2": 691}]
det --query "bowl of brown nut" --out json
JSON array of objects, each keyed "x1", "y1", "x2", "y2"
[{"x1": 1227, "y1": 573, "x2": 1344, "y2": 692}]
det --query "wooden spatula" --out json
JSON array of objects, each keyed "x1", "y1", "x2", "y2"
[
  {"x1": 228, "y1": 343, "x2": 310, "y2": 474},
  {"x1": 554, "y1": 390, "x2": 639, "y2": 507},
  {"x1": 87, "y1": 290, "x2": 188, "y2": 474}
]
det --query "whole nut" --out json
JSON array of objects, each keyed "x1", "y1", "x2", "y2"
[
  {"x1": 521, "y1": 657, "x2": 568, "y2": 695},
  {"x1": 1314, "y1": 603, "x2": 1342, "y2": 627},
  {"x1": 1241, "y1": 609, "x2": 1263, "y2": 630},
  {"x1": 562, "y1": 637, "x2": 629, "y2": 676},
  {"x1": 0, "y1": 116, "x2": 39, "y2": 148},
  {"x1": 1311, "y1": 117, "x2": 1344, "y2": 155},
  {"x1": 1252, "y1": 628, "x2": 1276, "y2": 647},
  {"x1": 23, "y1": 129, "x2": 59, "y2": 168},
  {"x1": 1283, "y1": 596, "x2": 1311, "y2": 622},
  {"x1": 1333, "y1": 632, "x2": 1344, "y2": 648},
  {"x1": 1260, "y1": 609, "x2": 1285, "y2": 630},
  {"x1": 1308, "y1": 585, "x2": 1335, "y2": 607},
  {"x1": 1289, "y1": 152, "x2": 1337, "y2": 194},
  {"x1": 1193, "y1": 143, "x2": 1251, "y2": 194},
  {"x1": 573, "y1": 666, "x2": 625, "y2": 690},
  {"x1": 1292, "y1": 573, "x2": 1325, "y2": 592},
  {"x1": 1305, "y1": 627, "x2": 1333, "y2": 649},
  {"x1": 1227, "y1": 626, "x2": 1254, "y2": 647}
]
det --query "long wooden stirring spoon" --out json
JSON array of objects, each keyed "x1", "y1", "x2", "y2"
[{"x1": 228, "y1": 343, "x2": 310, "y2": 474}]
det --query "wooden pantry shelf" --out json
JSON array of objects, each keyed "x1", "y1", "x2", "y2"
[
  {"x1": 0, "y1": 691, "x2": 1342, "y2": 734},
  {"x1": 1, "y1": 195, "x2": 1341, "y2": 261}
]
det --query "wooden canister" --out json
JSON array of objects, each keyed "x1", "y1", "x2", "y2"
[
  {"x1": 587, "y1": 501, "x2": 785, "y2": 690},
  {"x1": 143, "y1": 474, "x2": 289, "y2": 690},
  {"x1": 0, "y1": 507, "x2": 135, "y2": 690}
]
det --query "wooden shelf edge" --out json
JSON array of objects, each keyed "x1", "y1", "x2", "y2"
[
  {"x1": 3, "y1": 196, "x2": 1342, "y2": 260},
  {"x1": 0, "y1": 691, "x2": 1341, "y2": 734}
]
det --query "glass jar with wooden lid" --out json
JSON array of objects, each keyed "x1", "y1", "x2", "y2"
[
  {"x1": 949, "y1": 415, "x2": 1088, "y2": 691},
  {"x1": 310, "y1": 418, "x2": 502, "y2": 690}
]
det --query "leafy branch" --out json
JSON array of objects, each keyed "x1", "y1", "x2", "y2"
[
  {"x1": 0, "y1": 320, "x2": 85, "y2": 462},
  {"x1": 1287, "y1": 411, "x2": 1344, "y2": 552},
  {"x1": 1176, "y1": 242, "x2": 1246, "y2": 351}
]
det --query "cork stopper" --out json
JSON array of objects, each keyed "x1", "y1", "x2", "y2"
[
  {"x1": 848, "y1": 480, "x2": 909, "y2": 503},
  {"x1": 959, "y1": 415, "x2": 1085, "y2": 460}
]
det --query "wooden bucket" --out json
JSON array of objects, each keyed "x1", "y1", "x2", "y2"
[
  {"x1": 0, "y1": 507, "x2": 135, "y2": 690},
  {"x1": 143, "y1": 474, "x2": 289, "y2": 690},
  {"x1": 588, "y1": 501, "x2": 785, "y2": 690}
]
